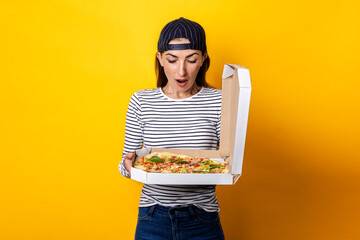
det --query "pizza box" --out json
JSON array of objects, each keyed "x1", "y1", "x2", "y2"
[{"x1": 130, "y1": 64, "x2": 252, "y2": 185}]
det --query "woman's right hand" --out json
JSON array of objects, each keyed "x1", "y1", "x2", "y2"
[{"x1": 124, "y1": 152, "x2": 135, "y2": 175}]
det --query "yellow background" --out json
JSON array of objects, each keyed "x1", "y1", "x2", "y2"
[{"x1": 1, "y1": 0, "x2": 359, "y2": 239}]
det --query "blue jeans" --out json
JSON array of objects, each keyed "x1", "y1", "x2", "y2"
[{"x1": 135, "y1": 204, "x2": 225, "y2": 240}]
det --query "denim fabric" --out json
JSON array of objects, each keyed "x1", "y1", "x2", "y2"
[{"x1": 135, "y1": 205, "x2": 225, "y2": 240}]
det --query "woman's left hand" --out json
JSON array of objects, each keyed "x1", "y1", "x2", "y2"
[{"x1": 124, "y1": 152, "x2": 135, "y2": 175}]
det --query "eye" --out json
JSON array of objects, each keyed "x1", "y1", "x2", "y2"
[
  {"x1": 167, "y1": 59, "x2": 176, "y2": 63},
  {"x1": 188, "y1": 59, "x2": 197, "y2": 63}
]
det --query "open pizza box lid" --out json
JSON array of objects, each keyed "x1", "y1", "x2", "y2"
[{"x1": 131, "y1": 64, "x2": 252, "y2": 185}]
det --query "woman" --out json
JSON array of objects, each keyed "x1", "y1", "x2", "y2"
[{"x1": 119, "y1": 17, "x2": 225, "y2": 240}]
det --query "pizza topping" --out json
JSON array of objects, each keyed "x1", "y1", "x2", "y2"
[
  {"x1": 209, "y1": 165, "x2": 221, "y2": 168},
  {"x1": 148, "y1": 156, "x2": 164, "y2": 163},
  {"x1": 202, "y1": 159, "x2": 212, "y2": 164},
  {"x1": 176, "y1": 160, "x2": 188, "y2": 164}
]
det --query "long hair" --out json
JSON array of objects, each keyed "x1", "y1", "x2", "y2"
[{"x1": 155, "y1": 52, "x2": 211, "y2": 88}]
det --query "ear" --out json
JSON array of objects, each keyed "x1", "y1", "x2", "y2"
[
  {"x1": 156, "y1": 52, "x2": 163, "y2": 67},
  {"x1": 201, "y1": 52, "x2": 208, "y2": 66}
]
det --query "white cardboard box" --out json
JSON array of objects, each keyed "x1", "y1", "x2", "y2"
[{"x1": 130, "y1": 64, "x2": 252, "y2": 185}]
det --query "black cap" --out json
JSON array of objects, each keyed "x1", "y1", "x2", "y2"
[{"x1": 157, "y1": 17, "x2": 207, "y2": 52}]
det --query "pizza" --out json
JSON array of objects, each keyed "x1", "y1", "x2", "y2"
[{"x1": 134, "y1": 152, "x2": 229, "y2": 173}]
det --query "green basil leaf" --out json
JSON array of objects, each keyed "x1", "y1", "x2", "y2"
[
  {"x1": 176, "y1": 160, "x2": 188, "y2": 164},
  {"x1": 209, "y1": 165, "x2": 221, "y2": 168},
  {"x1": 149, "y1": 156, "x2": 164, "y2": 163}
]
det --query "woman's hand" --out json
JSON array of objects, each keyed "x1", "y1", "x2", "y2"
[{"x1": 124, "y1": 152, "x2": 135, "y2": 175}]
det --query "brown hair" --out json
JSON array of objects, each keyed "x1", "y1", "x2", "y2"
[{"x1": 155, "y1": 52, "x2": 211, "y2": 88}]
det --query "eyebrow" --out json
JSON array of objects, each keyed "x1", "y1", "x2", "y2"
[{"x1": 165, "y1": 53, "x2": 199, "y2": 58}]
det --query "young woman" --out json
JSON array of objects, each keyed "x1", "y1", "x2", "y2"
[{"x1": 119, "y1": 17, "x2": 225, "y2": 240}]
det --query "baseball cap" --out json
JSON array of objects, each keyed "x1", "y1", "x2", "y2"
[{"x1": 157, "y1": 17, "x2": 207, "y2": 52}]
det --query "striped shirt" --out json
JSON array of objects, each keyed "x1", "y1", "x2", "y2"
[{"x1": 119, "y1": 87, "x2": 222, "y2": 212}]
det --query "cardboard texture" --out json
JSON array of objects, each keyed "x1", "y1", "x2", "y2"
[{"x1": 131, "y1": 64, "x2": 252, "y2": 185}]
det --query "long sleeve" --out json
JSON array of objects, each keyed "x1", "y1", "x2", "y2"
[{"x1": 119, "y1": 93, "x2": 144, "y2": 178}]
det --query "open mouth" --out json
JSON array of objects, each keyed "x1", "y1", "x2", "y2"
[
  {"x1": 176, "y1": 80, "x2": 187, "y2": 84},
  {"x1": 176, "y1": 79, "x2": 188, "y2": 87}
]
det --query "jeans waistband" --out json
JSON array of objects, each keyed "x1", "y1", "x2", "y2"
[
  {"x1": 155, "y1": 204, "x2": 192, "y2": 212},
  {"x1": 148, "y1": 204, "x2": 199, "y2": 219}
]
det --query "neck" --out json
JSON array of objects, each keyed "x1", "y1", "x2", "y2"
[{"x1": 162, "y1": 84, "x2": 201, "y2": 99}]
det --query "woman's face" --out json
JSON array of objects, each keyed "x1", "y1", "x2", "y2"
[{"x1": 156, "y1": 38, "x2": 207, "y2": 93}]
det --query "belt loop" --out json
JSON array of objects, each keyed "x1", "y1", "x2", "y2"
[
  {"x1": 189, "y1": 205, "x2": 199, "y2": 221},
  {"x1": 149, "y1": 205, "x2": 156, "y2": 217}
]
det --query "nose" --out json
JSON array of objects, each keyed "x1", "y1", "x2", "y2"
[{"x1": 178, "y1": 61, "x2": 186, "y2": 77}]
